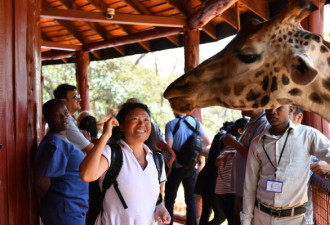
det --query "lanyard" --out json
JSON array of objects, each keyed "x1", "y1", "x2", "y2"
[{"x1": 262, "y1": 128, "x2": 291, "y2": 179}]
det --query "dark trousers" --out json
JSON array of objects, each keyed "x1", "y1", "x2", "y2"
[
  {"x1": 199, "y1": 192, "x2": 226, "y2": 225},
  {"x1": 216, "y1": 193, "x2": 235, "y2": 225},
  {"x1": 165, "y1": 166, "x2": 197, "y2": 225}
]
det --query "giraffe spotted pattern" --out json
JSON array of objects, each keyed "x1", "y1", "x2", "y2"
[{"x1": 164, "y1": 0, "x2": 330, "y2": 122}]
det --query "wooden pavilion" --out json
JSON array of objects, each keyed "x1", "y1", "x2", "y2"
[{"x1": 0, "y1": 0, "x2": 329, "y2": 224}]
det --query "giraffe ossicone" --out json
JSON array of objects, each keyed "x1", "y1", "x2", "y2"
[{"x1": 164, "y1": 0, "x2": 330, "y2": 121}]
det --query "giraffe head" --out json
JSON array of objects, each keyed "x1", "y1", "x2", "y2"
[{"x1": 164, "y1": 0, "x2": 330, "y2": 121}]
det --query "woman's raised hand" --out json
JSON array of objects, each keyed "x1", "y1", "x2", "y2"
[{"x1": 102, "y1": 117, "x2": 119, "y2": 137}]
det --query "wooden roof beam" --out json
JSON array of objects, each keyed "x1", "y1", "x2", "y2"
[
  {"x1": 167, "y1": 0, "x2": 193, "y2": 15},
  {"x1": 168, "y1": 0, "x2": 217, "y2": 40},
  {"x1": 41, "y1": 41, "x2": 82, "y2": 51},
  {"x1": 55, "y1": 0, "x2": 126, "y2": 55},
  {"x1": 42, "y1": 1, "x2": 87, "y2": 45},
  {"x1": 85, "y1": 22, "x2": 126, "y2": 55},
  {"x1": 188, "y1": 0, "x2": 238, "y2": 29},
  {"x1": 91, "y1": 51, "x2": 101, "y2": 60},
  {"x1": 166, "y1": 35, "x2": 179, "y2": 46},
  {"x1": 41, "y1": 7, "x2": 186, "y2": 28},
  {"x1": 202, "y1": 23, "x2": 217, "y2": 40},
  {"x1": 240, "y1": 0, "x2": 269, "y2": 21},
  {"x1": 87, "y1": 0, "x2": 150, "y2": 52},
  {"x1": 123, "y1": 0, "x2": 151, "y2": 14},
  {"x1": 221, "y1": 7, "x2": 239, "y2": 30},
  {"x1": 139, "y1": 41, "x2": 151, "y2": 51},
  {"x1": 122, "y1": 0, "x2": 180, "y2": 46},
  {"x1": 86, "y1": 27, "x2": 182, "y2": 51},
  {"x1": 42, "y1": 50, "x2": 75, "y2": 61}
]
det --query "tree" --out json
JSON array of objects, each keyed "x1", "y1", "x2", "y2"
[{"x1": 42, "y1": 54, "x2": 243, "y2": 138}]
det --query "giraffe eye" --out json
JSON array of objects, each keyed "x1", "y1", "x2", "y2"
[{"x1": 236, "y1": 53, "x2": 260, "y2": 64}]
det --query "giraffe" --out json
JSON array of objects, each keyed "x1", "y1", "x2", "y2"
[{"x1": 163, "y1": 0, "x2": 330, "y2": 121}]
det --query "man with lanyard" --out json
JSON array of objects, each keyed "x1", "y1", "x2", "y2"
[
  {"x1": 241, "y1": 105, "x2": 330, "y2": 225},
  {"x1": 223, "y1": 109, "x2": 268, "y2": 225},
  {"x1": 53, "y1": 84, "x2": 93, "y2": 153}
]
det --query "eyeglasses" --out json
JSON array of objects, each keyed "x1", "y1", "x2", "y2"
[{"x1": 73, "y1": 94, "x2": 81, "y2": 100}]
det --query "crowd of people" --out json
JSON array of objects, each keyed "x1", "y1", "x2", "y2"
[{"x1": 34, "y1": 83, "x2": 330, "y2": 225}]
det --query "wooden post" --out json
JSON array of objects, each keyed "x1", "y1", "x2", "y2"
[
  {"x1": 301, "y1": 2, "x2": 329, "y2": 138},
  {"x1": 183, "y1": 26, "x2": 204, "y2": 221},
  {"x1": 0, "y1": 0, "x2": 41, "y2": 224},
  {"x1": 76, "y1": 51, "x2": 90, "y2": 111},
  {"x1": 183, "y1": 27, "x2": 202, "y2": 121}
]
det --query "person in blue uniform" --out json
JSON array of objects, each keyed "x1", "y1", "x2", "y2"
[{"x1": 34, "y1": 99, "x2": 89, "y2": 225}]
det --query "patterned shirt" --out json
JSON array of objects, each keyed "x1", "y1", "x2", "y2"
[{"x1": 215, "y1": 146, "x2": 236, "y2": 195}]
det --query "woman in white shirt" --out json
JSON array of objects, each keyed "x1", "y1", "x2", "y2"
[{"x1": 80, "y1": 102, "x2": 170, "y2": 225}]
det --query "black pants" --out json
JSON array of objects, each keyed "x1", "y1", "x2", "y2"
[
  {"x1": 199, "y1": 191, "x2": 226, "y2": 225},
  {"x1": 216, "y1": 193, "x2": 235, "y2": 225},
  {"x1": 165, "y1": 166, "x2": 197, "y2": 225}
]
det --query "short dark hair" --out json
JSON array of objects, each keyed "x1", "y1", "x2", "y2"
[
  {"x1": 53, "y1": 84, "x2": 77, "y2": 99},
  {"x1": 226, "y1": 117, "x2": 248, "y2": 137},
  {"x1": 220, "y1": 121, "x2": 235, "y2": 132},
  {"x1": 116, "y1": 103, "x2": 151, "y2": 125},
  {"x1": 110, "y1": 103, "x2": 151, "y2": 143},
  {"x1": 293, "y1": 106, "x2": 304, "y2": 116},
  {"x1": 234, "y1": 117, "x2": 248, "y2": 131},
  {"x1": 42, "y1": 99, "x2": 65, "y2": 120},
  {"x1": 79, "y1": 116, "x2": 98, "y2": 138}
]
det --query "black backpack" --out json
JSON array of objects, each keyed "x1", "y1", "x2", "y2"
[
  {"x1": 173, "y1": 116, "x2": 203, "y2": 169},
  {"x1": 86, "y1": 143, "x2": 164, "y2": 225}
]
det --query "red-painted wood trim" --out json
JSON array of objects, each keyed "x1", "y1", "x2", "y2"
[
  {"x1": 183, "y1": 27, "x2": 202, "y2": 122},
  {"x1": 26, "y1": 0, "x2": 42, "y2": 224},
  {"x1": 183, "y1": 26, "x2": 204, "y2": 219},
  {"x1": 0, "y1": 0, "x2": 13, "y2": 224},
  {"x1": 76, "y1": 51, "x2": 90, "y2": 111},
  {"x1": 14, "y1": 0, "x2": 30, "y2": 223}
]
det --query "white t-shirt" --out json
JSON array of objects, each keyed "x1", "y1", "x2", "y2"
[{"x1": 95, "y1": 140, "x2": 166, "y2": 225}]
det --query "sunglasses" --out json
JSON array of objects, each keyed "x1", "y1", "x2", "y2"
[{"x1": 73, "y1": 94, "x2": 81, "y2": 100}]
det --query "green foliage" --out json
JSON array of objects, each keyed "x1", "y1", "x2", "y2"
[
  {"x1": 42, "y1": 64, "x2": 76, "y2": 101},
  {"x1": 42, "y1": 53, "x2": 243, "y2": 139},
  {"x1": 202, "y1": 106, "x2": 242, "y2": 137}
]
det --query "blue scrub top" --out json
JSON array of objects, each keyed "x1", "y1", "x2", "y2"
[{"x1": 35, "y1": 133, "x2": 89, "y2": 216}]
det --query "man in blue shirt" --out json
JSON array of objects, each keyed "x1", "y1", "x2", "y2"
[{"x1": 164, "y1": 112, "x2": 211, "y2": 225}]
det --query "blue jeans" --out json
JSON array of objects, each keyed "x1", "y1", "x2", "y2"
[{"x1": 165, "y1": 166, "x2": 197, "y2": 225}]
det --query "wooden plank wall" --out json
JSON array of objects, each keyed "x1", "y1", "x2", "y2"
[
  {"x1": 0, "y1": 0, "x2": 41, "y2": 225},
  {"x1": 0, "y1": 0, "x2": 12, "y2": 224}
]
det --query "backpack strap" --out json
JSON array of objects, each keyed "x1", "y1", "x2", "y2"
[
  {"x1": 183, "y1": 117, "x2": 200, "y2": 135},
  {"x1": 153, "y1": 151, "x2": 165, "y2": 207},
  {"x1": 100, "y1": 143, "x2": 128, "y2": 212},
  {"x1": 173, "y1": 117, "x2": 184, "y2": 136},
  {"x1": 152, "y1": 151, "x2": 164, "y2": 182}
]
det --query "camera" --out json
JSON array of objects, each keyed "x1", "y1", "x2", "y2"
[{"x1": 106, "y1": 8, "x2": 115, "y2": 19}]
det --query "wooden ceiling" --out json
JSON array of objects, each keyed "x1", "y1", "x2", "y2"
[{"x1": 40, "y1": 0, "x2": 329, "y2": 65}]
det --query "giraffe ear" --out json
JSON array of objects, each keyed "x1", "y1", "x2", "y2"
[{"x1": 291, "y1": 53, "x2": 318, "y2": 85}]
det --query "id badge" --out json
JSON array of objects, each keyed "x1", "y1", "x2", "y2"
[{"x1": 266, "y1": 180, "x2": 283, "y2": 193}]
